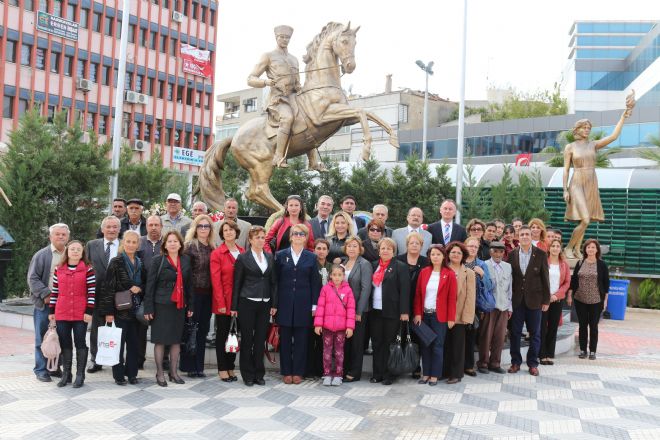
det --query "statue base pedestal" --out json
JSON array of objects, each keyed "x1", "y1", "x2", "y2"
[{"x1": 566, "y1": 257, "x2": 580, "y2": 269}]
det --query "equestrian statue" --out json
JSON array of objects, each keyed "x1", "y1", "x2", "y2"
[{"x1": 197, "y1": 22, "x2": 398, "y2": 212}]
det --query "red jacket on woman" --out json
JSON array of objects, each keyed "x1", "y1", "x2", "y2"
[
  {"x1": 414, "y1": 266, "x2": 457, "y2": 323},
  {"x1": 549, "y1": 257, "x2": 571, "y2": 300},
  {"x1": 50, "y1": 262, "x2": 95, "y2": 321},
  {"x1": 264, "y1": 216, "x2": 315, "y2": 253},
  {"x1": 210, "y1": 243, "x2": 245, "y2": 315}
]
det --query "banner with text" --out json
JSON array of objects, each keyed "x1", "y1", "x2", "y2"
[
  {"x1": 172, "y1": 147, "x2": 205, "y2": 167},
  {"x1": 181, "y1": 44, "x2": 213, "y2": 79},
  {"x1": 36, "y1": 11, "x2": 79, "y2": 41}
]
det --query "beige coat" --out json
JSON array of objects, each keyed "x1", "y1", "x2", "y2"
[{"x1": 454, "y1": 266, "x2": 476, "y2": 325}]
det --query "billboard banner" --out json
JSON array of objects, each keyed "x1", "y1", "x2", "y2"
[
  {"x1": 172, "y1": 147, "x2": 205, "y2": 167},
  {"x1": 181, "y1": 44, "x2": 213, "y2": 79},
  {"x1": 36, "y1": 11, "x2": 79, "y2": 41}
]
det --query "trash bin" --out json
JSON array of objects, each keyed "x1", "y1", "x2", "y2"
[{"x1": 606, "y1": 279, "x2": 630, "y2": 320}]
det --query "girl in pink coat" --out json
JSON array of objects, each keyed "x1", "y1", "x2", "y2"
[{"x1": 314, "y1": 264, "x2": 356, "y2": 386}]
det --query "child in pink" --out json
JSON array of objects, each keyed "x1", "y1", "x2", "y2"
[{"x1": 314, "y1": 264, "x2": 356, "y2": 386}]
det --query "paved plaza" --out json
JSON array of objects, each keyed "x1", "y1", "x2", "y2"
[{"x1": 1, "y1": 310, "x2": 660, "y2": 439}]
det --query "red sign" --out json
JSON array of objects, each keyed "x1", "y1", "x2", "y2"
[
  {"x1": 181, "y1": 44, "x2": 213, "y2": 79},
  {"x1": 515, "y1": 153, "x2": 532, "y2": 166}
]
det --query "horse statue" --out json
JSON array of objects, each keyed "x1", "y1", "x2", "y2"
[{"x1": 198, "y1": 22, "x2": 399, "y2": 212}]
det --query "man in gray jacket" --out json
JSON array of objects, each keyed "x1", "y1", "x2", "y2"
[{"x1": 27, "y1": 223, "x2": 69, "y2": 382}]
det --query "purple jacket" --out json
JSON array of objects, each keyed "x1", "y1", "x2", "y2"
[{"x1": 314, "y1": 281, "x2": 356, "y2": 332}]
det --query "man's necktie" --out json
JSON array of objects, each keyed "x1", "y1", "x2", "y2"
[
  {"x1": 443, "y1": 224, "x2": 451, "y2": 245},
  {"x1": 320, "y1": 220, "x2": 327, "y2": 236},
  {"x1": 105, "y1": 242, "x2": 112, "y2": 263}
]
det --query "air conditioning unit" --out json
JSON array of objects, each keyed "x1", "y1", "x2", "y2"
[
  {"x1": 172, "y1": 11, "x2": 184, "y2": 23},
  {"x1": 125, "y1": 91, "x2": 148, "y2": 105},
  {"x1": 133, "y1": 139, "x2": 148, "y2": 151},
  {"x1": 76, "y1": 78, "x2": 92, "y2": 92}
]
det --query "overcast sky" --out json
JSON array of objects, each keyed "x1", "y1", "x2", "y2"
[{"x1": 214, "y1": 0, "x2": 657, "y2": 101}]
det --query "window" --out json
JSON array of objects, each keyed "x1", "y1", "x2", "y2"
[
  {"x1": 170, "y1": 38, "x2": 177, "y2": 56},
  {"x1": 3, "y1": 96, "x2": 13, "y2": 118},
  {"x1": 50, "y1": 51, "x2": 60, "y2": 73},
  {"x1": 86, "y1": 112, "x2": 95, "y2": 130},
  {"x1": 66, "y1": 4, "x2": 75, "y2": 20},
  {"x1": 200, "y1": 6, "x2": 206, "y2": 22},
  {"x1": 191, "y1": 2, "x2": 197, "y2": 19},
  {"x1": 139, "y1": 28, "x2": 147, "y2": 47},
  {"x1": 149, "y1": 31, "x2": 157, "y2": 50},
  {"x1": 35, "y1": 48, "x2": 46, "y2": 70},
  {"x1": 92, "y1": 12, "x2": 102, "y2": 32},
  {"x1": 186, "y1": 85, "x2": 193, "y2": 105},
  {"x1": 155, "y1": 119, "x2": 162, "y2": 142},
  {"x1": 116, "y1": 20, "x2": 121, "y2": 39},
  {"x1": 6, "y1": 40, "x2": 17, "y2": 63},
  {"x1": 61, "y1": 107, "x2": 70, "y2": 124},
  {"x1": 205, "y1": 92, "x2": 210, "y2": 110},
  {"x1": 135, "y1": 74, "x2": 143, "y2": 93},
  {"x1": 98, "y1": 115, "x2": 107, "y2": 135},
  {"x1": 133, "y1": 121, "x2": 141, "y2": 139},
  {"x1": 157, "y1": 79, "x2": 165, "y2": 98},
  {"x1": 162, "y1": 0, "x2": 169, "y2": 8},
  {"x1": 209, "y1": 8, "x2": 215, "y2": 25},
  {"x1": 176, "y1": 84, "x2": 184, "y2": 103},
  {"x1": 144, "y1": 77, "x2": 153, "y2": 95},
  {"x1": 63, "y1": 54, "x2": 73, "y2": 76},
  {"x1": 244, "y1": 98, "x2": 257, "y2": 113},
  {"x1": 122, "y1": 112, "x2": 130, "y2": 137},
  {"x1": 39, "y1": 0, "x2": 48, "y2": 12},
  {"x1": 144, "y1": 123, "x2": 151, "y2": 141},
  {"x1": 128, "y1": 25, "x2": 135, "y2": 43},
  {"x1": 398, "y1": 104, "x2": 408, "y2": 123},
  {"x1": 25, "y1": 0, "x2": 34, "y2": 11},
  {"x1": 102, "y1": 65, "x2": 111, "y2": 85},
  {"x1": 104, "y1": 15, "x2": 113, "y2": 36},
  {"x1": 53, "y1": 0, "x2": 62, "y2": 16},
  {"x1": 167, "y1": 83, "x2": 173, "y2": 100},
  {"x1": 21, "y1": 43, "x2": 32, "y2": 66},
  {"x1": 80, "y1": 8, "x2": 89, "y2": 28},
  {"x1": 195, "y1": 90, "x2": 201, "y2": 108},
  {"x1": 160, "y1": 35, "x2": 167, "y2": 53},
  {"x1": 76, "y1": 59, "x2": 86, "y2": 77},
  {"x1": 124, "y1": 72, "x2": 132, "y2": 90},
  {"x1": 9, "y1": 0, "x2": 20, "y2": 6},
  {"x1": 89, "y1": 62, "x2": 99, "y2": 82},
  {"x1": 182, "y1": 0, "x2": 188, "y2": 15},
  {"x1": 47, "y1": 105, "x2": 56, "y2": 123},
  {"x1": 164, "y1": 127, "x2": 171, "y2": 145},
  {"x1": 18, "y1": 98, "x2": 29, "y2": 116}
]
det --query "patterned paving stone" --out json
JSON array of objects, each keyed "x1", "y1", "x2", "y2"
[
  {"x1": 119, "y1": 389, "x2": 165, "y2": 407},
  {"x1": 196, "y1": 419, "x2": 247, "y2": 440},
  {"x1": 115, "y1": 408, "x2": 166, "y2": 433},
  {"x1": 22, "y1": 423, "x2": 79, "y2": 440},
  {"x1": 272, "y1": 406, "x2": 317, "y2": 431}
]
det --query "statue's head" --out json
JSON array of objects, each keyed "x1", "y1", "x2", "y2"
[
  {"x1": 572, "y1": 119, "x2": 592, "y2": 140},
  {"x1": 333, "y1": 22, "x2": 360, "y2": 74},
  {"x1": 274, "y1": 25, "x2": 294, "y2": 49}
]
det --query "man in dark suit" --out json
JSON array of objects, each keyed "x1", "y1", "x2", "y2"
[
  {"x1": 508, "y1": 225, "x2": 550, "y2": 377},
  {"x1": 340, "y1": 195, "x2": 366, "y2": 232},
  {"x1": 85, "y1": 216, "x2": 121, "y2": 373},
  {"x1": 120, "y1": 198, "x2": 148, "y2": 237},
  {"x1": 428, "y1": 199, "x2": 467, "y2": 246},
  {"x1": 357, "y1": 204, "x2": 393, "y2": 240},
  {"x1": 309, "y1": 195, "x2": 334, "y2": 239}
]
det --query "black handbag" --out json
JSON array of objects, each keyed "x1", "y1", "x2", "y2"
[
  {"x1": 387, "y1": 322, "x2": 420, "y2": 375},
  {"x1": 181, "y1": 317, "x2": 199, "y2": 355},
  {"x1": 114, "y1": 290, "x2": 133, "y2": 311},
  {"x1": 411, "y1": 320, "x2": 438, "y2": 347}
]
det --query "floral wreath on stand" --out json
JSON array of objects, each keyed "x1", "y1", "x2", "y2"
[{"x1": 147, "y1": 202, "x2": 189, "y2": 218}]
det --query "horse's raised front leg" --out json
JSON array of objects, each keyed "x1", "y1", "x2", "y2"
[
  {"x1": 366, "y1": 112, "x2": 399, "y2": 149},
  {"x1": 321, "y1": 104, "x2": 372, "y2": 161}
]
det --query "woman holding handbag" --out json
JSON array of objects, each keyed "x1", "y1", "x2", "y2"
[
  {"x1": 143, "y1": 231, "x2": 193, "y2": 387},
  {"x1": 231, "y1": 226, "x2": 277, "y2": 386},
  {"x1": 210, "y1": 220, "x2": 245, "y2": 382},
  {"x1": 100, "y1": 230, "x2": 145, "y2": 386},
  {"x1": 48, "y1": 240, "x2": 95, "y2": 388},
  {"x1": 413, "y1": 245, "x2": 456, "y2": 386},
  {"x1": 369, "y1": 237, "x2": 410, "y2": 386},
  {"x1": 181, "y1": 214, "x2": 216, "y2": 378}
]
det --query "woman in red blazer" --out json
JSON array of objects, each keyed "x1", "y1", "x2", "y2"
[
  {"x1": 539, "y1": 239, "x2": 571, "y2": 365},
  {"x1": 210, "y1": 220, "x2": 245, "y2": 382},
  {"x1": 264, "y1": 195, "x2": 315, "y2": 253},
  {"x1": 413, "y1": 245, "x2": 457, "y2": 386}
]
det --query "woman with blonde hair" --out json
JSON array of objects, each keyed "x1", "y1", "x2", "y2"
[
  {"x1": 326, "y1": 211, "x2": 356, "y2": 262},
  {"x1": 528, "y1": 218, "x2": 549, "y2": 252},
  {"x1": 181, "y1": 214, "x2": 216, "y2": 378}
]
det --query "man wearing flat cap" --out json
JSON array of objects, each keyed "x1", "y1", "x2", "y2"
[
  {"x1": 120, "y1": 198, "x2": 147, "y2": 237},
  {"x1": 247, "y1": 24, "x2": 301, "y2": 168}
]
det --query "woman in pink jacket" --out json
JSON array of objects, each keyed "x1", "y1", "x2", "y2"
[
  {"x1": 539, "y1": 239, "x2": 571, "y2": 365},
  {"x1": 314, "y1": 264, "x2": 356, "y2": 386}
]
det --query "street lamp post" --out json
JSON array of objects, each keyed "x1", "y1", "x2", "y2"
[{"x1": 415, "y1": 60, "x2": 434, "y2": 161}]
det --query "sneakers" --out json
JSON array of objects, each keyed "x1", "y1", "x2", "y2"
[
  {"x1": 578, "y1": 351, "x2": 588, "y2": 359},
  {"x1": 322, "y1": 376, "x2": 332, "y2": 386},
  {"x1": 331, "y1": 377, "x2": 342, "y2": 386}
]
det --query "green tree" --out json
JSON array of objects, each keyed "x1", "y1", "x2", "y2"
[
  {"x1": 489, "y1": 164, "x2": 515, "y2": 221},
  {"x1": 510, "y1": 170, "x2": 549, "y2": 221},
  {"x1": 0, "y1": 109, "x2": 111, "y2": 296},
  {"x1": 638, "y1": 134, "x2": 660, "y2": 167},
  {"x1": 460, "y1": 164, "x2": 490, "y2": 222},
  {"x1": 267, "y1": 157, "x2": 317, "y2": 215},
  {"x1": 118, "y1": 146, "x2": 173, "y2": 207},
  {"x1": 342, "y1": 159, "x2": 391, "y2": 217}
]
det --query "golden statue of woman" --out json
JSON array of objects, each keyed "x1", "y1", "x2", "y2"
[{"x1": 563, "y1": 91, "x2": 635, "y2": 259}]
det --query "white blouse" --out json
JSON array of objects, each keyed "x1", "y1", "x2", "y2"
[
  {"x1": 549, "y1": 263, "x2": 560, "y2": 295},
  {"x1": 424, "y1": 271, "x2": 441, "y2": 310}
]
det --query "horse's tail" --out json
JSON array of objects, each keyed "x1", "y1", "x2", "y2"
[{"x1": 195, "y1": 137, "x2": 232, "y2": 212}]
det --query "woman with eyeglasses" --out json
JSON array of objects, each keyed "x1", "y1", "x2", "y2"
[
  {"x1": 274, "y1": 224, "x2": 321, "y2": 384},
  {"x1": 361, "y1": 219, "x2": 384, "y2": 263},
  {"x1": 465, "y1": 219, "x2": 490, "y2": 261},
  {"x1": 265, "y1": 195, "x2": 315, "y2": 254},
  {"x1": 180, "y1": 214, "x2": 216, "y2": 378}
]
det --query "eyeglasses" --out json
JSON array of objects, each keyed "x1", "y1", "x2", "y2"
[
  {"x1": 369, "y1": 228, "x2": 382, "y2": 232},
  {"x1": 197, "y1": 224, "x2": 212, "y2": 229},
  {"x1": 470, "y1": 227, "x2": 483, "y2": 231},
  {"x1": 291, "y1": 231, "x2": 307, "y2": 237}
]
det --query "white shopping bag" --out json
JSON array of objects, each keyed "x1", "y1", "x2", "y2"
[
  {"x1": 225, "y1": 317, "x2": 240, "y2": 353},
  {"x1": 96, "y1": 321, "x2": 122, "y2": 366}
]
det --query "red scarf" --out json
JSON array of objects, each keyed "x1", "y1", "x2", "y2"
[
  {"x1": 167, "y1": 255, "x2": 185, "y2": 309},
  {"x1": 372, "y1": 259, "x2": 390, "y2": 287}
]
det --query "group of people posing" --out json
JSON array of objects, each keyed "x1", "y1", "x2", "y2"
[{"x1": 28, "y1": 193, "x2": 610, "y2": 388}]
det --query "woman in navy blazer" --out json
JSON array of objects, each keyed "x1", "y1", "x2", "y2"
[{"x1": 275, "y1": 223, "x2": 321, "y2": 384}]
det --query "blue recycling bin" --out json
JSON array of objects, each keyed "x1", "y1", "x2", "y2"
[{"x1": 606, "y1": 279, "x2": 629, "y2": 320}]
